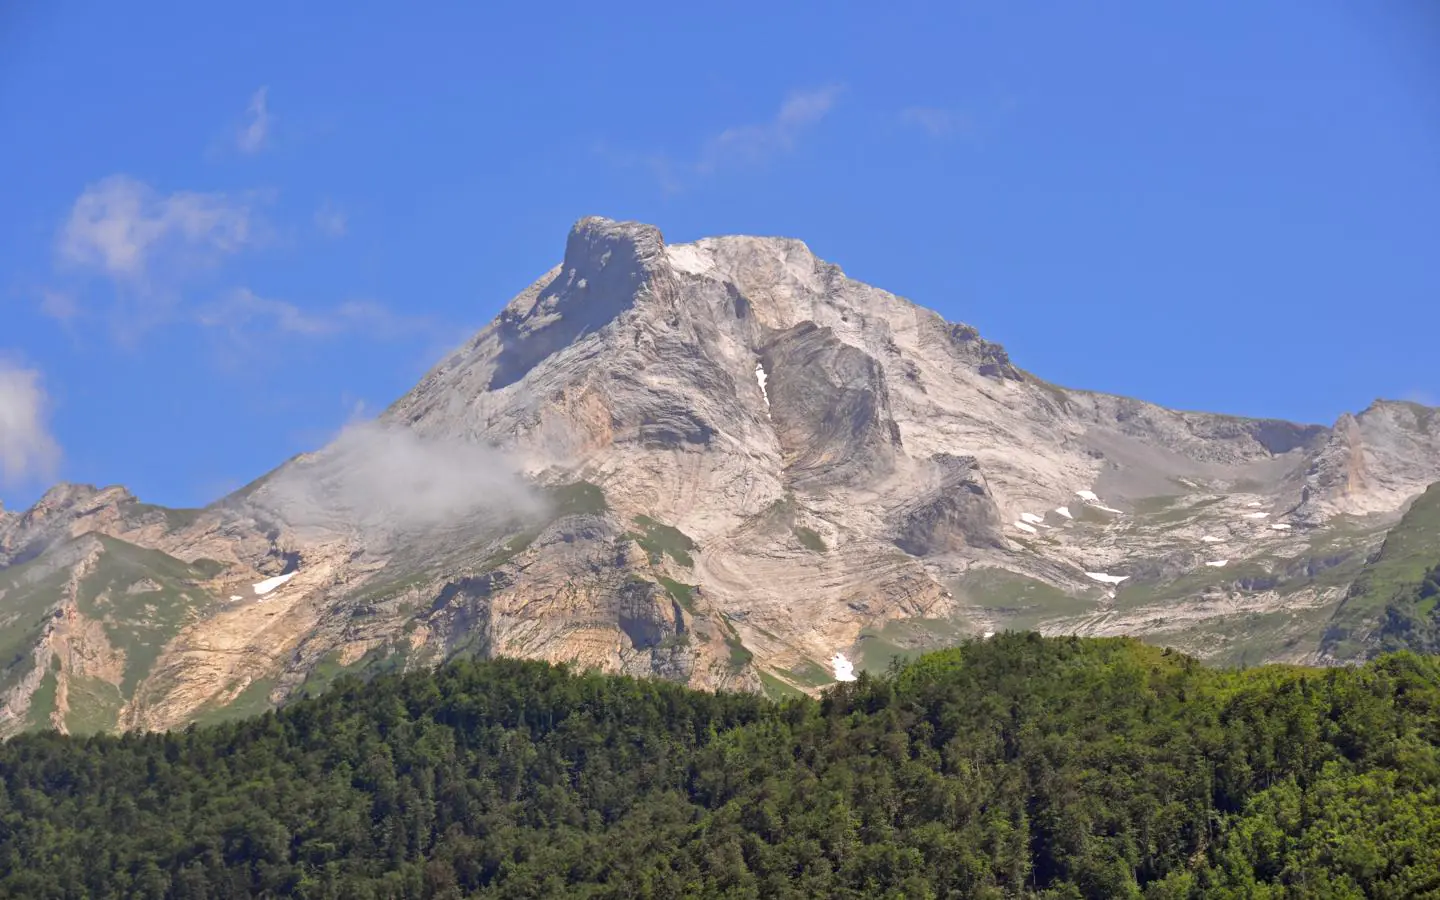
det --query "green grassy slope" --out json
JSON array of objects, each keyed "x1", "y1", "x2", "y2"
[
  {"x1": 0, "y1": 535, "x2": 220, "y2": 734},
  {"x1": 1323, "y1": 481, "x2": 1440, "y2": 659}
]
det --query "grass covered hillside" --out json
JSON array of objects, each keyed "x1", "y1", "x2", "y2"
[
  {"x1": 1324, "y1": 481, "x2": 1440, "y2": 659},
  {"x1": 2, "y1": 635, "x2": 1440, "y2": 898}
]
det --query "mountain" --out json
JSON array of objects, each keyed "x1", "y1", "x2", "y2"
[{"x1": 4, "y1": 216, "x2": 1440, "y2": 735}]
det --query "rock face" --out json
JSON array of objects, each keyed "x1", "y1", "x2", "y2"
[{"x1": 5, "y1": 216, "x2": 1440, "y2": 735}]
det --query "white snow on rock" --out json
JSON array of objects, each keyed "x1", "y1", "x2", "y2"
[
  {"x1": 665, "y1": 243, "x2": 716, "y2": 276},
  {"x1": 1085, "y1": 572, "x2": 1130, "y2": 585},
  {"x1": 252, "y1": 571, "x2": 297, "y2": 596},
  {"x1": 982, "y1": 631, "x2": 995, "y2": 639},
  {"x1": 1020, "y1": 512, "x2": 1046, "y2": 525},
  {"x1": 1246, "y1": 501, "x2": 1264, "y2": 508},
  {"x1": 1055, "y1": 506, "x2": 1073, "y2": 519},
  {"x1": 1075, "y1": 490, "x2": 1122, "y2": 513},
  {"x1": 1205, "y1": 560, "x2": 1229, "y2": 568},
  {"x1": 754, "y1": 362, "x2": 770, "y2": 409},
  {"x1": 1201, "y1": 535, "x2": 1225, "y2": 543},
  {"x1": 832, "y1": 652, "x2": 857, "y2": 682},
  {"x1": 229, "y1": 595, "x2": 243, "y2": 601},
  {"x1": 1014, "y1": 521, "x2": 1039, "y2": 534},
  {"x1": 1243, "y1": 512, "x2": 1270, "y2": 519},
  {"x1": 1270, "y1": 523, "x2": 1293, "y2": 531}
]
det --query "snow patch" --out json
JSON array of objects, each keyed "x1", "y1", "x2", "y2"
[
  {"x1": 252, "y1": 571, "x2": 297, "y2": 596},
  {"x1": 229, "y1": 595, "x2": 243, "y2": 601},
  {"x1": 1085, "y1": 572, "x2": 1130, "y2": 585},
  {"x1": 1243, "y1": 512, "x2": 1270, "y2": 519},
  {"x1": 1013, "y1": 521, "x2": 1038, "y2": 534},
  {"x1": 1270, "y1": 523, "x2": 1293, "y2": 531},
  {"x1": 1020, "y1": 512, "x2": 1046, "y2": 525},
  {"x1": 665, "y1": 244, "x2": 716, "y2": 276},
  {"x1": 754, "y1": 362, "x2": 770, "y2": 409},
  {"x1": 1054, "y1": 506, "x2": 1073, "y2": 519},
  {"x1": 1245, "y1": 501, "x2": 1264, "y2": 508},
  {"x1": 1205, "y1": 560, "x2": 1229, "y2": 568},
  {"x1": 1075, "y1": 489, "x2": 1121, "y2": 514},
  {"x1": 1201, "y1": 535, "x2": 1225, "y2": 543},
  {"x1": 982, "y1": 631, "x2": 995, "y2": 640},
  {"x1": 832, "y1": 652, "x2": 857, "y2": 682}
]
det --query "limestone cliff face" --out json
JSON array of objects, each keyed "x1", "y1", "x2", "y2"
[
  {"x1": 1288, "y1": 402, "x2": 1440, "y2": 520},
  {"x1": 5, "y1": 217, "x2": 1440, "y2": 733}
]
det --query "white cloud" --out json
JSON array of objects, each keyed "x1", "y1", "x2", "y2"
[
  {"x1": 52, "y1": 175, "x2": 270, "y2": 341},
  {"x1": 57, "y1": 175, "x2": 262, "y2": 285},
  {"x1": 258, "y1": 419, "x2": 543, "y2": 535},
  {"x1": 237, "y1": 87, "x2": 272, "y2": 154},
  {"x1": 698, "y1": 85, "x2": 844, "y2": 174},
  {"x1": 314, "y1": 201, "x2": 347, "y2": 238},
  {"x1": 198, "y1": 288, "x2": 440, "y2": 343},
  {"x1": 0, "y1": 361, "x2": 60, "y2": 488},
  {"x1": 899, "y1": 106, "x2": 974, "y2": 138}
]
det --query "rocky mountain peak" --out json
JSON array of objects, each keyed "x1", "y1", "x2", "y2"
[
  {"x1": 484, "y1": 218, "x2": 677, "y2": 392},
  {"x1": 6, "y1": 215, "x2": 1440, "y2": 736},
  {"x1": 28, "y1": 483, "x2": 136, "y2": 520},
  {"x1": 0, "y1": 482, "x2": 143, "y2": 568},
  {"x1": 563, "y1": 216, "x2": 669, "y2": 283}
]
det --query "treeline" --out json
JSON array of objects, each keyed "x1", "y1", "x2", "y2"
[{"x1": 2, "y1": 634, "x2": 1440, "y2": 898}]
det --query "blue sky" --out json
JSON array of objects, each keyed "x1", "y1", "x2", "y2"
[{"x1": 1, "y1": 1, "x2": 1438, "y2": 511}]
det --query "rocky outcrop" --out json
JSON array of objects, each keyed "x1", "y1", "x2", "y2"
[
  {"x1": 893, "y1": 455, "x2": 1005, "y2": 555},
  {"x1": 1289, "y1": 402, "x2": 1440, "y2": 520},
  {"x1": 764, "y1": 323, "x2": 903, "y2": 489}
]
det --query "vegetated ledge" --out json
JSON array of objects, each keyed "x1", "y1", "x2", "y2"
[{"x1": 1, "y1": 633, "x2": 1439, "y2": 897}]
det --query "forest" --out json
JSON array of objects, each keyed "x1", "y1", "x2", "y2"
[{"x1": 1, "y1": 633, "x2": 1439, "y2": 898}]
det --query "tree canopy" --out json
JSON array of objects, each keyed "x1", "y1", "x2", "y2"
[{"x1": 2, "y1": 633, "x2": 1440, "y2": 898}]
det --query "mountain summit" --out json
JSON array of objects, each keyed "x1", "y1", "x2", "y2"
[{"x1": 4, "y1": 217, "x2": 1440, "y2": 734}]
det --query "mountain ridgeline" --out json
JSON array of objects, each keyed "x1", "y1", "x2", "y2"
[
  {"x1": 2, "y1": 636, "x2": 1440, "y2": 897},
  {"x1": 3, "y1": 217, "x2": 1440, "y2": 734}
]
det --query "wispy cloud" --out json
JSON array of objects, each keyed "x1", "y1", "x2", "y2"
[
  {"x1": 258, "y1": 419, "x2": 543, "y2": 537},
  {"x1": 237, "y1": 87, "x2": 272, "y2": 154},
  {"x1": 197, "y1": 288, "x2": 442, "y2": 345},
  {"x1": 899, "y1": 106, "x2": 974, "y2": 139},
  {"x1": 0, "y1": 360, "x2": 60, "y2": 488},
  {"x1": 57, "y1": 175, "x2": 264, "y2": 285},
  {"x1": 313, "y1": 201, "x2": 347, "y2": 238},
  {"x1": 591, "y1": 141, "x2": 686, "y2": 195},
  {"x1": 601, "y1": 85, "x2": 843, "y2": 193},
  {"x1": 698, "y1": 85, "x2": 844, "y2": 174},
  {"x1": 52, "y1": 175, "x2": 270, "y2": 339},
  {"x1": 38, "y1": 289, "x2": 80, "y2": 324}
]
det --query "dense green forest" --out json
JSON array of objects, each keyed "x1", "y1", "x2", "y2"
[{"x1": 2, "y1": 635, "x2": 1440, "y2": 898}]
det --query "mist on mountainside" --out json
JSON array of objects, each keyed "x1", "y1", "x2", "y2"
[{"x1": 257, "y1": 419, "x2": 546, "y2": 536}]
